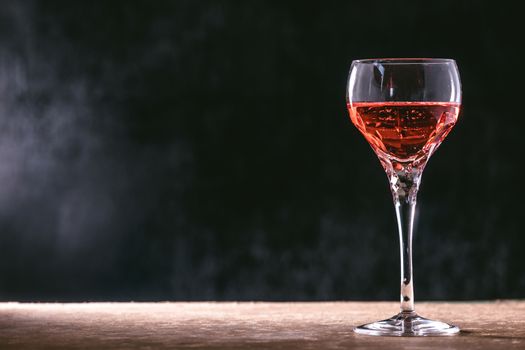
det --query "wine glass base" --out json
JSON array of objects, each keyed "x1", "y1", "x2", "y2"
[{"x1": 354, "y1": 311, "x2": 459, "y2": 337}]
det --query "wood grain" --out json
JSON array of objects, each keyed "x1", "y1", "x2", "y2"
[{"x1": 1, "y1": 301, "x2": 524, "y2": 349}]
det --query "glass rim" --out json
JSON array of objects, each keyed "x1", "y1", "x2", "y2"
[{"x1": 352, "y1": 58, "x2": 456, "y2": 65}]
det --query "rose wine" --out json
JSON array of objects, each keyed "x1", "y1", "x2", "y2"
[{"x1": 347, "y1": 102, "x2": 460, "y2": 162}]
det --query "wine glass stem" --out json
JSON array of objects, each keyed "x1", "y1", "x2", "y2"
[
  {"x1": 387, "y1": 162, "x2": 424, "y2": 313},
  {"x1": 395, "y1": 197, "x2": 416, "y2": 313}
]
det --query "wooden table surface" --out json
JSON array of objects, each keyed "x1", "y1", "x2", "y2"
[{"x1": 1, "y1": 301, "x2": 524, "y2": 349}]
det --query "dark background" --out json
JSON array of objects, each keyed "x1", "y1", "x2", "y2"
[{"x1": 0, "y1": 0, "x2": 523, "y2": 301}]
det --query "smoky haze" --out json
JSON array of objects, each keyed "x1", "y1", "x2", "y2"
[
  {"x1": 0, "y1": 1, "x2": 524, "y2": 301},
  {"x1": 0, "y1": 1, "x2": 194, "y2": 300}
]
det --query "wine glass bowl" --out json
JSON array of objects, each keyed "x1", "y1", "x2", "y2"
[{"x1": 346, "y1": 58, "x2": 461, "y2": 336}]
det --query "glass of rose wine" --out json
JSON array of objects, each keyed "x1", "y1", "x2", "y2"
[{"x1": 346, "y1": 58, "x2": 461, "y2": 336}]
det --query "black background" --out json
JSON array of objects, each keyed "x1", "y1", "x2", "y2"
[{"x1": 0, "y1": 0, "x2": 523, "y2": 301}]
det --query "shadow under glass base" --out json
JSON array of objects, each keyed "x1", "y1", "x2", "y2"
[{"x1": 354, "y1": 311, "x2": 459, "y2": 337}]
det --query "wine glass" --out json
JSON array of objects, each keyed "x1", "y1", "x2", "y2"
[{"x1": 346, "y1": 58, "x2": 461, "y2": 336}]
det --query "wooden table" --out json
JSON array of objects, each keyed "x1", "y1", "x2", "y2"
[{"x1": 1, "y1": 301, "x2": 524, "y2": 349}]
